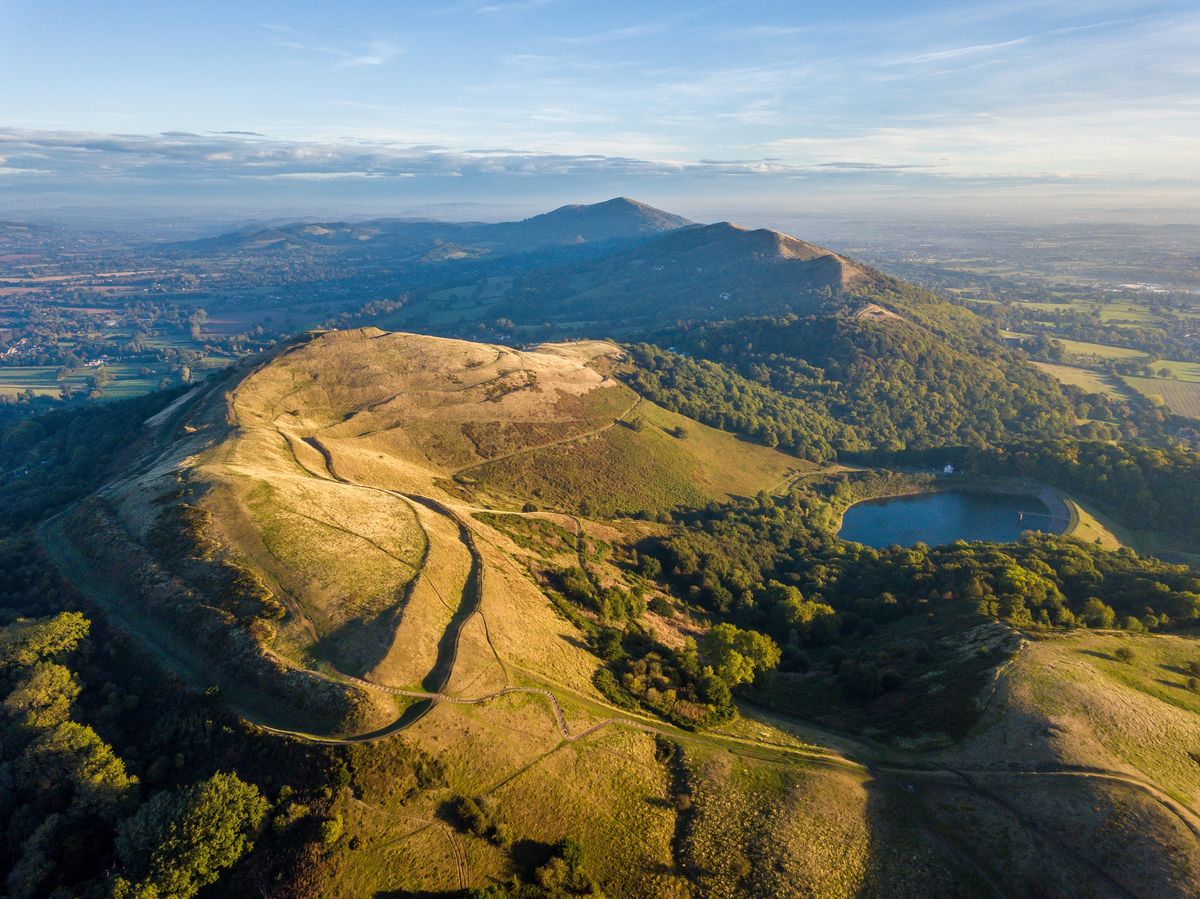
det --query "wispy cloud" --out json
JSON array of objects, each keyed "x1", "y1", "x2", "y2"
[
  {"x1": 263, "y1": 26, "x2": 402, "y2": 68},
  {"x1": 723, "y1": 25, "x2": 808, "y2": 39},
  {"x1": 475, "y1": 0, "x2": 558, "y2": 15},
  {"x1": 548, "y1": 5, "x2": 722, "y2": 45},
  {"x1": 888, "y1": 18, "x2": 1130, "y2": 66},
  {"x1": 338, "y1": 41, "x2": 402, "y2": 68},
  {"x1": 550, "y1": 22, "x2": 671, "y2": 45},
  {"x1": 891, "y1": 36, "x2": 1030, "y2": 65},
  {"x1": 2, "y1": 128, "x2": 1190, "y2": 191}
]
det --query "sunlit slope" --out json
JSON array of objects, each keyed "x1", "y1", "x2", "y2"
[
  {"x1": 87, "y1": 329, "x2": 800, "y2": 734},
  {"x1": 213, "y1": 327, "x2": 801, "y2": 680},
  {"x1": 42, "y1": 327, "x2": 1200, "y2": 895},
  {"x1": 232, "y1": 328, "x2": 803, "y2": 509}
]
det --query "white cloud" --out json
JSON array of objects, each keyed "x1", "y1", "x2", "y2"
[
  {"x1": 338, "y1": 41, "x2": 402, "y2": 68},
  {"x1": 476, "y1": 0, "x2": 558, "y2": 15},
  {"x1": 264, "y1": 26, "x2": 403, "y2": 69},
  {"x1": 1, "y1": 127, "x2": 1193, "y2": 191}
]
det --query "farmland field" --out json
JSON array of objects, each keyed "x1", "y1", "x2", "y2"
[
  {"x1": 1054, "y1": 337, "x2": 1146, "y2": 359},
  {"x1": 0, "y1": 366, "x2": 88, "y2": 397},
  {"x1": 1146, "y1": 359, "x2": 1200, "y2": 382},
  {"x1": 1098, "y1": 301, "x2": 1160, "y2": 322},
  {"x1": 1013, "y1": 301, "x2": 1078, "y2": 313},
  {"x1": 0, "y1": 359, "x2": 229, "y2": 400},
  {"x1": 1031, "y1": 362, "x2": 1125, "y2": 397},
  {"x1": 1123, "y1": 375, "x2": 1200, "y2": 419}
]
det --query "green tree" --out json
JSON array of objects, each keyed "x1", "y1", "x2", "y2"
[
  {"x1": 1080, "y1": 597, "x2": 1116, "y2": 629},
  {"x1": 18, "y1": 720, "x2": 137, "y2": 817},
  {"x1": 0, "y1": 612, "x2": 89, "y2": 669},
  {"x1": 533, "y1": 836, "x2": 597, "y2": 895},
  {"x1": 3, "y1": 661, "x2": 80, "y2": 728},
  {"x1": 703, "y1": 623, "x2": 781, "y2": 687},
  {"x1": 114, "y1": 772, "x2": 268, "y2": 899}
]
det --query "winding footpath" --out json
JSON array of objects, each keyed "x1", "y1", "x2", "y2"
[{"x1": 36, "y1": 391, "x2": 1200, "y2": 896}]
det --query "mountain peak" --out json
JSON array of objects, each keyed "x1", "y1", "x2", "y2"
[{"x1": 522, "y1": 197, "x2": 693, "y2": 238}]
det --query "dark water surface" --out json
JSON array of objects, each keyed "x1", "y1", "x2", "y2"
[{"x1": 838, "y1": 491, "x2": 1059, "y2": 548}]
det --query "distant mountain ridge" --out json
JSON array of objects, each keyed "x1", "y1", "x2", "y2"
[
  {"x1": 469, "y1": 218, "x2": 888, "y2": 331},
  {"x1": 169, "y1": 198, "x2": 884, "y2": 326},
  {"x1": 173, "y1": 196, "x2": 692, "y2": 257},
  {"x1": 493, "y1": 196, "x2": 694, "y2": 244}
]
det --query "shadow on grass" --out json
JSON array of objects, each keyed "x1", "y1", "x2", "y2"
[
  {"x1": 509, "y1": 838, "x2": 556, "y2": 879},
  {"x1": 1154, "y1": 677, "x2": 1199, "y2": 694}
]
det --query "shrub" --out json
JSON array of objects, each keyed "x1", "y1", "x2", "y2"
[{"x1": 451, "y1": 795, "x2": 509, "y2": 847}]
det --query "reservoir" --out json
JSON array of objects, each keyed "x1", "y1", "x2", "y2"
[{"x1": 838, "y1": 491, "x2": 1060, "y2": 548}]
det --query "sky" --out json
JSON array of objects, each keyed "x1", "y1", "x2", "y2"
[{"x1": 1, "y1": 0, "x2": 1199, "y2": 224}]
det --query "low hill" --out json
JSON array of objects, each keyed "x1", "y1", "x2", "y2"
[
  {"x1": 28, "y1": 325, "x2": 1200, "y2": 896},
  {"x1": 49, "y1": 328, "x2": 804, "y2": 734}
]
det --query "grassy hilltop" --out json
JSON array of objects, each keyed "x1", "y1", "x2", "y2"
[{"x1": 17, "y1": 324, "x2": 1200, "y2": 897}]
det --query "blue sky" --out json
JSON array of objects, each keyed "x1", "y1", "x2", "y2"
[{"x1": 1, "y1": 0, "x2": 1198, "y2": 221}]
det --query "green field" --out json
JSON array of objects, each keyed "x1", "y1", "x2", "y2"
[
  {"x1": 1147, "y1": 359, "x2": 1200, "y2": 382},
  {"x1": 1054, "y1": 337, "x2": 1146, "y2": 360},
  {"x1": 1011, "y1": 298, "x2": 1170, "y2": 325},
  {"x1": 1098, "y1": 301, "x2": 1160, "y2": 323},
  {"x1": 1031, "y1": 362, "x2": 1125, "y2": 398},
  {"x1": 1013, "y1": 301, "x2": 1078, "y2": 313},
  {"x1": 1123, "y1": 376, "x2": 1200, "y2": 419},
  {"x1": 0, "y1": 366, "x2": 87, "y2": 397},
  {"x1": 0, "y1": 359, "x2": 228, "y2": 400}
]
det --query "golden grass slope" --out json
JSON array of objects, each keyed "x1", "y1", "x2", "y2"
[
  {"x1": 47, "y1": 327, "x2": 1200, "y2": 896},
  {"x1": 924, "y1": 628, "x2": 1200, "y2": 896},
  {"x1": 92, "y1": 328, "x2": 799, "y2": 729}
]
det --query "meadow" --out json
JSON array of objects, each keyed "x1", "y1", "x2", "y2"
[
  {"x1": 1123, "y1": 376, "x2": 1200, "y2": 419},
  {"x1": 1054, "y1": 337, "x2": 1146, "y2": 359},
  {"x1": 1148, "y1": 360, "x2": 1200, "y2": 382},
  {"x1": 1031, "y1": 361, "x2": 1125, "y2": 398}
]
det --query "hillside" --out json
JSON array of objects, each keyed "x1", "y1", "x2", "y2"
[
  {"x1": 458, "y1": 220, "x2": 884, "y2": 333},
  {"x1": 149, "y1": 197, "x2": 1078, "y2": 458},
  {"x1": 346, "y1": 207, "x2": 1077, "y2": 452},
  {"x1": 19, "y1": 325, "x2": 1200, "y2": 896},
  {"x1": 47, "y1": 328, "x2": 804, "y2": 734}
]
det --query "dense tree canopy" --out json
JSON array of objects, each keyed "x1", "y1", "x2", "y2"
[
  {"x1": 113, "y1": 772, "x2": 269, "y2": 899},
  {"x1": 644, "y1": 481, "x2": 1200, "y2": 644},
  {"x1": 652, "y1": 311, "x2": 1075, "y2": 452}
]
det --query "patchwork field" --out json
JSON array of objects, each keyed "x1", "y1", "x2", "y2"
[
  {"x1": 0, "y1": 357, "x2": 231, "y2": 399},
  {"x1": 1124, "y1": 376, "x2": 1200, "y2": 419},
  {"x1": 1148, "y1": 359, "x2": 1200, "y2": 382}
]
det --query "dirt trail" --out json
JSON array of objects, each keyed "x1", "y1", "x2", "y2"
[
  {"x1": 41, "y1": 389, "x2": 1200, "y2": 895},
  {"x1": 301, "y1": 434, "x2": 491, "y2": 697}
]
